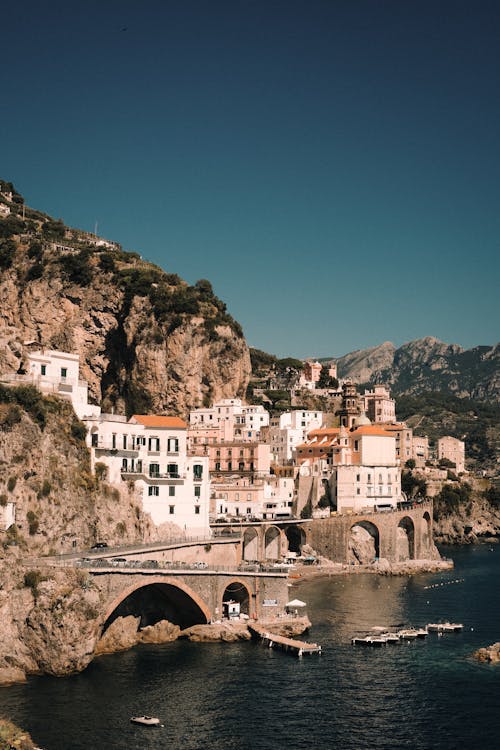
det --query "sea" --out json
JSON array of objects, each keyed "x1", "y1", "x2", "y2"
[{"x1": 1, "y1": 544, "x2": 499, "y2": 750}]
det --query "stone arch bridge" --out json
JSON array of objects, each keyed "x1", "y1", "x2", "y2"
[
  {"x1": 88, "y1": 566, "x2": 288, "y2": 633},
  {"x1": 239, "y1": 502, "x2": 436, "y2": 564}
]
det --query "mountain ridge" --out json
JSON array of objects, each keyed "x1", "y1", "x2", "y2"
[{"x1": 334, "y1": 337, "x2": 499, "y2": 402}]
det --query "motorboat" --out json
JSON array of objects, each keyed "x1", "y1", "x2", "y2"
[
  {"x1": 130, "y1": 716, "x2": 161, "y2": 726},
  {"x1": 379, "y1": 632, "x2": 401, "y2": 643},
  {"x1": 427, "y1": 622, "x2": 463, "y2": 633},
  {"x1": 397, "y1": 628, "x2": 420, "y2": 640},
  {"x1": 351, "y1": 635, "x2": 386, "y2": 646}
]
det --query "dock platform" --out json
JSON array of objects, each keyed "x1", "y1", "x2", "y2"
[{"x1": 249, "y1": 624, "x2": 321, "y2": 657}]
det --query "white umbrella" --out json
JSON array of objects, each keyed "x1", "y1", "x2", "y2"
[{"x1": 286, "y1": 599, "x2": 307, "y2": 607}]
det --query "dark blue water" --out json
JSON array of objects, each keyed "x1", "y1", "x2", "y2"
[{"x1": 1, "y1": 545, "x2": 499, "y2": 750}]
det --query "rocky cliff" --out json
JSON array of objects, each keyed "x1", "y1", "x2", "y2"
[
  {"x1": 0, "y1": 390, "x2": 161, "y2": 555},
  {"x1": 336, "y1": 337, "x2": 499, "y2": 402},
  {"x1": 0, "y1": 201, "x2": 251, "y2": 417}
]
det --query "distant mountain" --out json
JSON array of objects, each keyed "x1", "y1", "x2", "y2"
[{"x1": 336, "y1": 337, "x2": 500, "y2": 402}]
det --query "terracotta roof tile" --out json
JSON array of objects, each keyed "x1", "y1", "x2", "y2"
[{"x1": 132, "y1": 415, "x2": 187, "y2": 429}]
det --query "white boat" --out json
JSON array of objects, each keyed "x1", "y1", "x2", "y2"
[
  {"x1": 427, "y1": 622, "x2": 463, "y2": 633},
  {"x1": 130, "y1": 716, "x2": 161, "y2": 726},
  {"x1": 379, "y1": 632, "x2": 401, "y2": 643},
  {"x1": 397, "y1": 628, "x2": 420, "y2": 640},
  {"x1": 351, "y1": 635, "x2": 386, "y2": 646}
]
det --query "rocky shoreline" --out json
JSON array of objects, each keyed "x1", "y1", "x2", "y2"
[{"x1": 473, "y1": 643, "x2": 500, "y2": 664}]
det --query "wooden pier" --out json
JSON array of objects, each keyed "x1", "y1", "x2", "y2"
[{"x1": 249, "y1": 624, "x2": 321, "y2": 657}]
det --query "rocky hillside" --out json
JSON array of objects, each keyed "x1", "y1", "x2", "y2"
[
  {"x1": 0, "y1": 186, "x2": 251, "y2": 417},
  {"x1": 0, "y1": 386, "x2": 162, "y2": 554},
  {"x1": 336, "y1": 337, "x2": 499, "y2": 402}
]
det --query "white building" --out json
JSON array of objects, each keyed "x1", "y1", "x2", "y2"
[
  {"x1": 85, "y1": 414, "x2": 210, "y2": 534},
  {"x1": 362, "y1": 385, "x2": 396, "y2": 424},
  {"x1": 189, "y1": 398, "x2": 269, "y2": 442},
  {"x1": 0, "y1": 501, "x2": 16, "y2": 531},
  {"x1": 329, "y1": 423, "x2": 400, "y2": 513},
  {"x1": 0, "y1": 349, "x2": 100, "y2": 420},
  {"x1": 269, "y1": 410, "x2": 323, "y2": 465},
  {"x1": 438, "y1": 436, "x2": 466, "y2": 474}
]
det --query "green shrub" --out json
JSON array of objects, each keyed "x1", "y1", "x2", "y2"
[
  {"x1": 0, "y1": 494, "x2": 7, "y2": 507},
  {"x1": 99, "y1": 252, "x2": 116, "y2": 273},
  {"x1": 26, "y1": 261, "x2": 44, "y2": 281},
  {"x1": 59, "y1": 248, "x2": 93, "y2": 286},
  {"x1": 41, "y1": 479, "x2": 52, "y2": 496},
  {"x1": 26, "y1": 510, "x2": 39, "y2": 535},
  {"x1": 0, "y1": 215, "x2": 25, "y2": 238},
  {"x1": 70, "y1": 419, "x2": 87, "y2": 441},
  {"x1": 7, "y1": 476, "x2": 16, "y2": 492},
  {"x1": 0, "y1": 238, "x2": 16, "y2": 269},
  {"x1": 95, "y1": 462, "x2": 108, "y2": 481},
  {"x1": 42, "y1": 218, "x2": 65, "y2": 238},
  {"x1": 27, "y1": 240, "x2": 44, "y2": 259},
  {"x1": 24, "y1": 569, "x2": 44, "y2": 596},
  {"x1": 0, "y1": 403, "x2": 22, "y2": 429}
]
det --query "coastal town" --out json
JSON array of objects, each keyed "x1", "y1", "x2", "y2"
[{"x1": 0, "y1": 345, "x2": 466, "y2": 569}]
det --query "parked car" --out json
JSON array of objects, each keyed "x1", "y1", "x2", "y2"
[
  {"x1": 90, "y1": 542, "x2": 108, "y2": 550},
  {"x1": 110, "y1": 557, "x2": 127, "y2": 566}
]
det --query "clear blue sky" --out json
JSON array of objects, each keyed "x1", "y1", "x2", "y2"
[{"x1": 1, "y1": 0, "x2": 499, "y2": 358}]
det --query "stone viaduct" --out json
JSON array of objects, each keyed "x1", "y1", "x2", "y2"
[{"x1": 240, "y1": 502, "x2": 436, "y2": 564}]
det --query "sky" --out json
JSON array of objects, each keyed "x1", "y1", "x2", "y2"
[{"x1": 1, "y1": 0, "x2": 499, "y2": 358}]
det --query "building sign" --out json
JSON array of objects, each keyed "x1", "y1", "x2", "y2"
[{"x1": 263, "y1": 599, "x2": 278, "y2": 606}]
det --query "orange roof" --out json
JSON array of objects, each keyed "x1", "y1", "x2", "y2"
[
  {"x1": 350, "y1": 425, "x2": 394, "y2": 437},
  {"x1": 308, "y1": 427, "x2": 340, "y2": 437},
  {"x1": 132, "y1": 415, "x2": 187, "y2": 429}
]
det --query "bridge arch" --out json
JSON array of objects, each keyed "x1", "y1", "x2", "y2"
[
  {"x1": 222, "y1": 579, "x2": 252, "y2": 617},
  {"x1": 349, "y1": 521, "x2": 380, "y2": 563},
  {"x1": 397, "y1": 516, "x2": 415, "y2": 560},
  {"x1": 264, "y1": 525, "x2": 281, "y2": 560},
  {"x1": 102, "y1": 576, "x2": 211, "y2": 633},
  {"x1": 285, "y1": 525, "x2": 307, "y2": 555},
  {"x1": 243, "y1": 527, "x2": 259, "y2": 561}
]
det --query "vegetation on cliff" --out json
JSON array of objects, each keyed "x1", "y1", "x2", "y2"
[
  {"x1": 0, "y1": 388, "x2": 156, "y2": 554},
  {"x1": 0, "y1": 180, "x2": 251, "y2": 417},
  {"x1": 0, "y1": 718, "x2": 38, "y2": 750}
]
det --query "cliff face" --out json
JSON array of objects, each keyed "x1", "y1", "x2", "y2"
[
  {"x1": 0, "y1": 233, "x2": 251, "y2": 417},
  {"x1": 336, "y1": 336, "x2": 500, "y2": 402}
]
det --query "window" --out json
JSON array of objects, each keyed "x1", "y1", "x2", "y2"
[
  {"x1": 123, "y1": 435, "x2": 127, "y2": 450},
  {"x1": 354, "y1": 440, "x2": 359, "y2": 451},
  {"x1": 61, "y1": 367, "x2": 67, "y2": 378},
  {"x1": 247, "y1": 493, "x2": 251, "y2": 501},
  {"x1": 227, "y1": 462, "x2": 232, "y2": 471},
  {"x1": 91, "y1": 433, "x2": 98, "y2": 447},
  {"x1": 194, "y1": 485, "x2": 201, "y2": 498},
  {"x1": 148, "y1": 486, "x2": 159, "y2": 497},
  {"x1": 148, "y1": 437, "x2": 160, "y2": 451},
  {"x1": 149, "y1": 463, "x2": 160, "y2": 478},
  {"x1": 246, "y1": 507, "x2": 251, "y2": 515},
  {"x1": 367, "y1": 474, "x2": 372, "y2": 483},
  {"x1": 356, "y1": 488, "x2": 360, "y2": 495},
  {"x1": 122, "y1": 458, "x2": 127, "y2": 471},
  {"x1": 41, "y1": 365, "x2": 46, "y2": 376},
  {"x1": 168, "y1": 437, "x2": 179, "y2": 453},
  {"x1": 193, "y1": 464, "x2": 203, "y2": 480},
  {"x1": 167, "y1": 463, "x2": 178, "y2": 476},
  {"x1": 169, "y1": 486, "x2": 175, "y2": 497},
  {"x1": 356, "y1": 474, "x2": 360, "y2": 482},
  {"x1": 112, "y1": 433, "x2": 116, "y2": 449},
  {"x1": 195, "y1": 506, "x2": 200, "y2": 514},
  {"x1": 239, "y1": 462, "x2": 245, "y2": 471},
  {"x1": 169, "y1": 505, "x2": 175, "y2": 514}
]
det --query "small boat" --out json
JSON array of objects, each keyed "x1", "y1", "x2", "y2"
[
  {"x1": 397, "y1": 628, "x2": 420, "y2": 640},
  {"x1": 379, "y1": 632, "x2": 401, "y2": 643},
  {"x1": 427, "y1": 622, "x2": 463, "y2": 633},
  {"x1": 130, "y1": 716, "x2": 161, "y2": 726},
  {"x1": 351, "y1": 635, "x2": 386, "y2": 646}
]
